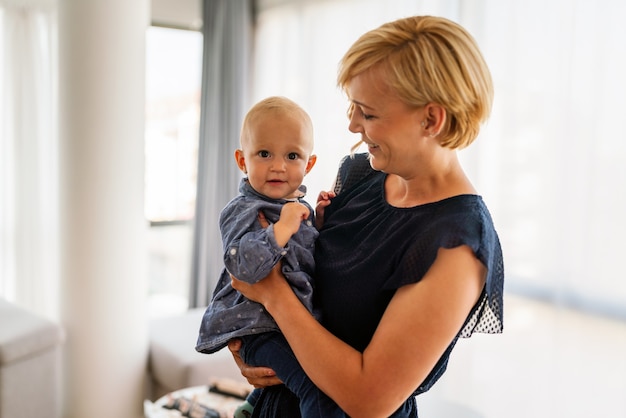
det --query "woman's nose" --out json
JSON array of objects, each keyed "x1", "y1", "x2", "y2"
[
  {"x1": 347, "y1": 110, "x2": 362, "y2": 133},
  {"x1": 348, "y1": 118, "x2": 360, "y2": 133}
]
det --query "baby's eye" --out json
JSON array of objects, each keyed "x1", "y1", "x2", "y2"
[
  {"x1": 287, "y1": 152, "x2": 300, "y2": 160},
  {"x1": 258, "y1": 150, "x2": 270, "y2": 158}
]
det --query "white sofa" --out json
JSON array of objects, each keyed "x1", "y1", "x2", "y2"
[
  {"x1": 0, "y1": 298, "x2": 64, "y2": 418},
  {"x1": 147, "y1": 307, "x2": 248, "y2": 401}
]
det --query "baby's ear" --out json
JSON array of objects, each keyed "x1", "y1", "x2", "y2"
[
  {"x1": 305, "y1": 154, "x2": 317, "y2": 174},
  {"x1": 234, "y1": 149, "x2": 247, "y2": 173}
]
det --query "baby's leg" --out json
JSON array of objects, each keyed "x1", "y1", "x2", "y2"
[{"x1": 240, "y1": 333, "x2": 345, "y2": 418}]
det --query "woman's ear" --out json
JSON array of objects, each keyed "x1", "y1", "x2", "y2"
[
  {"x1": 234, "y1": 149, "x2": 247, "y2": 173},
  {"x1": 422, "y1": 103, "x2": 447, "y2": 136}
]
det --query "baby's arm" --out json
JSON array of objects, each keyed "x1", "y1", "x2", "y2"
[
  {"x1": 273, "y1": 201, "x2": 310, "y2": 247},
  {"x1": 222, "y1": 201, "x2": 310, "y2": 283},
  {"x1": 315, "y1": 190, "x2": 336, "y2": 230},
  {"x1": 221, "y1": 202, "x2": 285, "y2": 284}
]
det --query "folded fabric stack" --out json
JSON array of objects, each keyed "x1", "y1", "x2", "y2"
[{"x1": 144, "y1": 380, "x2": 252, "y2": 418}]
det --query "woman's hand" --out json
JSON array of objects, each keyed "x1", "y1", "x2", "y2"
[
  {"x1": 227, "y1": 339, "x2": 282, "y2": 388},
  {"x1": 230, "y1": 264, "x2": 290, "y2": 307}
]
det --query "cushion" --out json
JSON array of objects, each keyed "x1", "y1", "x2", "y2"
[
  {"x1": 149, "y1": 308, "x2": 245, "y2": 392},
  {"x1": 0, "y1": 299, "x2": 64, "y2": 366}
]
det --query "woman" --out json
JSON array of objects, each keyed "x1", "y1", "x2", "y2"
[{"x1": 229, "y1": 15, "x2": 504, "y2": 417}]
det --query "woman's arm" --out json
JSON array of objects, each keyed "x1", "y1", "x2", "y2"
[{"x1": 231, "y1": 245, "x2": 486, "y2": 417}]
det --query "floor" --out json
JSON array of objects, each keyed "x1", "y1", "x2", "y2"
[{"x1": 147, "y1": 225, "x2": 626, "y2": 417}]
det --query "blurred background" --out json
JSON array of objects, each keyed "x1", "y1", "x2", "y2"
[{"x1": 2, "y1": 0, "x2": 625, "y2": 417}]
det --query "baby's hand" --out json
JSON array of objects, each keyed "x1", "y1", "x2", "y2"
[
  {"x1": 280, "y1": 202, "x2": 311, "y2": 227},
  {"x1": 274, "y1": 202, "x2": 311, "y2": 246},
  {"x1": 315, "y1": 190, "x2": 336, "y2": 229}
]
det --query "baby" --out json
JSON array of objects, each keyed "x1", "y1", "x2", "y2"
[{"x1": 196, "y1": 96, "x2": 342, "y2": 417}]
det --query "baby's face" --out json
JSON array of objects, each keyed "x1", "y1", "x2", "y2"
[{"x1": 237, "y1": 114, "x2": 315, "y2": 200}]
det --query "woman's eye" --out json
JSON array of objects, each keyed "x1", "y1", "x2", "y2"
[
  {"x1": 351, "y1": 105, "x2": 373, "y2": 120},
  {"x1": 348, "y1": 102, "x2": 374, "y2": 121},
  {"x1": 287, "y1": 152, "x2": 299, "y2": 160},
  {"x1": 360, "y1": 108, "x2": 374, "y2": 120},
  {"x1": 258, "y1": 150, "x2": 270, "y2": 158}
]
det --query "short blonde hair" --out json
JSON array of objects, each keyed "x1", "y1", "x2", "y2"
[
  {"x1": 338, "y1": 16, "x2": 493, "y2": 149},
  {"x1": 240, "y1": 96, "x2": 314, "y2": 149}
]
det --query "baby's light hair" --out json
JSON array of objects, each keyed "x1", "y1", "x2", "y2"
[{"x1": 240, "y1": 96, "x2": 314, "y2": 151}]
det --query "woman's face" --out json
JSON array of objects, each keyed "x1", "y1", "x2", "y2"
[{"x1": 346, "y1": 67, "x2": 425, "y2": 174}]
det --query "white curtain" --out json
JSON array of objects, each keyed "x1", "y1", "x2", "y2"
[
  {"x1": 463, "y1": 0, "x2": 626, "y2": 314},
  {"x1": 253, "y1": 0, "x2": 626, "y2": 318},
  {"x1": 0, "y1": 0, "x2": 58, "y2": 319}
]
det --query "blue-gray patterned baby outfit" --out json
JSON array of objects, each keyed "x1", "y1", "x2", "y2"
[{"x1": 196, "y1": 178, "x2": 319, "y2": 354}]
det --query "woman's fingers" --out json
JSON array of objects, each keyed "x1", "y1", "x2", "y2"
[{"x1": 227, "y1": 339, "x2": 282, "y2": 388}]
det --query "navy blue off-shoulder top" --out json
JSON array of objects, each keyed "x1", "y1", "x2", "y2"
[{"x1": 315, "y1": 153, "x2": 504, "y2": 396}]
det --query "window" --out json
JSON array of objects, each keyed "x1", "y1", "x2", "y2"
[
  {"x1": 145, "y1": 26, "x2": 202, "y2": 223},
  {"x1": 145, "y1": 26, "x2": 202, "y2": 316}
]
